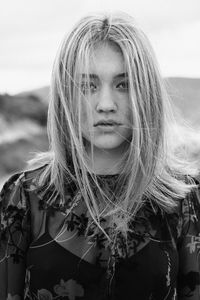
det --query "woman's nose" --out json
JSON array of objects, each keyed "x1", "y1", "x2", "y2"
[{"x1": 96, "y1": 86, "x2": 117, "y2": 113}]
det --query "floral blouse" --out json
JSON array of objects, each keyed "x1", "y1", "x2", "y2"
[{"x1": 0, "y1": 165, "x2": 200, "y2": 300}]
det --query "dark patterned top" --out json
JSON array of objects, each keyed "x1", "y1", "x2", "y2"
[{"x1": 0, "y1": 165, "x2": 200, "y2": 300}]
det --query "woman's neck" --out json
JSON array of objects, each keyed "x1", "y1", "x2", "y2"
[{"x1": 85, "y1": 145, "x2": 127, "y2": 175}]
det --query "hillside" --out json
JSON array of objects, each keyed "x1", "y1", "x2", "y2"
[{"x1": 0, "y1": 92, "x2": 47, "y2": 126}]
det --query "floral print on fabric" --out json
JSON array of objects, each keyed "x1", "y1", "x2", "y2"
[
  {"x1": 177, "y1": 192, "x2": 200, "y2": 299},
  {"x1": 25, "y1": 278, "x2": 84, "y2": 300},
  {"x1": 0, "y1": 166, "x2": 200, "y2": 299},
  {"x1": 7, "y1": 295, "x2": 21, "y2": 300},
  {"x1": 0, "y1": 172, "x2": 31, "y2": 259},
  {"x1": 54, "y1": 279, "x2": 84, "y2": 299}
]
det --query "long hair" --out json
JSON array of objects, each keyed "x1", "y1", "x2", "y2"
[{"x1": 28, "y1": 12, "x2": 198, "y2": 238}]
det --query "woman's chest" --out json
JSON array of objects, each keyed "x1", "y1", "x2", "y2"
[
  {"x1": 26, "y1": 205, "x2": 180, "y2": 299},
  {"x1": 33, "y1": 206, "x2": 180, "y2": 267},
  {"x1": 26, "y1": 232, "x2": 179, "y2": 300}
]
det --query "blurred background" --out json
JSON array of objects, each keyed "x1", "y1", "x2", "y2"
[{"x1": 0, "y1": 0, "x2": 200, "y2": 188}]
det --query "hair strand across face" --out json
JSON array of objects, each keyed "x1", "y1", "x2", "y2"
[{"x1": 27, "y1": 11, "x2": 199, "y2": 241}]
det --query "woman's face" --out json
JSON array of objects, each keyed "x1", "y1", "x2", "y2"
[{"x1": 78, "y1": 42, "x2": 132, "y2": 154}]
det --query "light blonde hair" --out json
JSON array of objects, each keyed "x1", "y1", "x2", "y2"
[{"x1": 28, "y1": 12, "x2": 198, "y2": 239}]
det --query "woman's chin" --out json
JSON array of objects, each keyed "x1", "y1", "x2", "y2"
[{"x1": 91, "y1": 137, "x2": 130, "y2": 152}]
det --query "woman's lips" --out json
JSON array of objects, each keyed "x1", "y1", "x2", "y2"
[
  {"x1": 94, "y1": 120, "x2": 122, "y2": 131},
  {"x1": 95, "y1": 123, "x2": 120, "y2": 132},
  {"x1": 94, "y1": 120, "x2": 121, "y2": 126}
]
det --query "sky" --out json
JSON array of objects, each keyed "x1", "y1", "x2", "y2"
[{"x1": 0, "y1": 0, "x2": 200, "y2": 94}]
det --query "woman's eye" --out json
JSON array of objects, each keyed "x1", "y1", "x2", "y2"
[
  {"x1": 81, "y1": 82, "x2": 97, "y2": 94},
  {"x1": 116, "y1": 81, "x2": 129, "y2": 91}
]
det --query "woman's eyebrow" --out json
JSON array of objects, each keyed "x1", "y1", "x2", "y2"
[
  {"x1": 80, "y1": 74, "x2": 98, "y2": 80},
  {"x1": 114, "y1": 72, "x2": 128, "y2": 79},
  {"x1": 79, "y1": 73, "x2": 128, "y2": 83}
]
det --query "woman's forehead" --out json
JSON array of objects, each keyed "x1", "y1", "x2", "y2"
[{"x1": 76, "y1": 42, "x2": 126, "y2": 78}]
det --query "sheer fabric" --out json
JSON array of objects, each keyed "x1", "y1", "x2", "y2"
[{"x1": 0, "y1": 165, "x2": 200, "y2": 299}]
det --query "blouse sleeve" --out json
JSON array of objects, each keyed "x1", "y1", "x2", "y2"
[
  {"x1": 177, "y1": 181, "x2": 200, "y2": 300},
  {"x1": 0, "y1": 172, "x2": 31, "y2": 300}
]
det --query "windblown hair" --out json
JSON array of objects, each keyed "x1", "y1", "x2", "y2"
[{"x1": 28, "y1": 12, "x2": 198, "y2": 238}]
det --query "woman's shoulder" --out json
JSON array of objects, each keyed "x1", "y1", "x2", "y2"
[
  {"x1": 180, "y1": 176, "x2": 200, "y2": 213},
  {"x1": 0, "y1": 164, "x2": 48, "y2": 210},
  {"x1": 177, "y1": 175, "x2": 200, "y2": 238}
]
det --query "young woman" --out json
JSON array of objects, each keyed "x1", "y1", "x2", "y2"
[{"x1": 0, "y1": 12, "x2": 200, "y2": 300}]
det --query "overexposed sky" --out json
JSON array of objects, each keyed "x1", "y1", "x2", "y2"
[{"x1": 1, "y1": 0, "x2": 200, "y2": 94}]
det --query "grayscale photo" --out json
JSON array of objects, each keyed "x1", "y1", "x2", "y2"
[{"x1": 0, "y1": 0, "x2": 200, "y2": 299}]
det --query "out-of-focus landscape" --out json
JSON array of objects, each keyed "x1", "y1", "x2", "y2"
[{"x1": 0, "y1": 77, "x2": 200, "y2": 188}]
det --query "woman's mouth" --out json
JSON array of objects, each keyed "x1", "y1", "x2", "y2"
[
  {"x1": 94, "y1": 120, "x2": 121, "y2": 126},
  {"x1": 94, "y1": 121, "x2": 121, "y2": 131}
]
